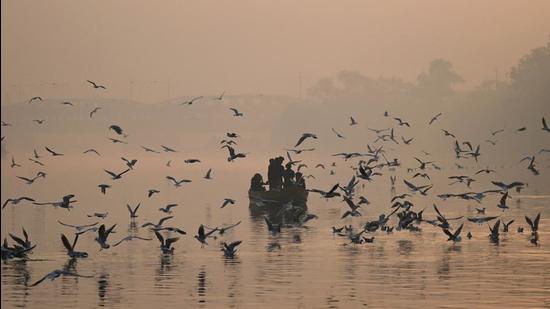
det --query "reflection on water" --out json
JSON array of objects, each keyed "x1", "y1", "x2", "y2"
[{"x1": 1, "y1": 166, "x2": 550, "y2": 308}]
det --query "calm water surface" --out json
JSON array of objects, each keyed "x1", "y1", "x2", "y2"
[{"x1": 1, "y1": 162, "x2": 549, "y2": 308}]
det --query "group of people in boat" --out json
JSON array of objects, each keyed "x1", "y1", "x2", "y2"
[{"x1": 250, "y1": 156, "x2": 306, "y2": 192}]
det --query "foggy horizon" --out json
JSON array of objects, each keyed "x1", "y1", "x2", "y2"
[{"x1": 2, "y1": 0, "x2": 550, "y2": 103}]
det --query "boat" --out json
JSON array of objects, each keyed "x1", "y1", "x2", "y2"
[{"x1": 248, "y1": 185, "x2": 308, "y2": 216}]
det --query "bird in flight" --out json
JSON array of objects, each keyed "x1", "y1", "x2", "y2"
[
  {"x1": 295, "y1": 133, "x2": 317, "y2": 147},
  {"x1": 28, "y1": 96, "x2": 43, "y2": 103},
  {"x1": 97, "y1": 184, "x2": 111, "y2": 194},
  {"x1": 159, "y1": 203, "x2": 179, "y2": 214},
  {"x1": 428, "y1": 113, "x2": 442, "y2": 125},
  {"x1": 147, "y1": 189, "x2": 160, "y2": 198},
  {"x1": 126, "y1": 203, "x2": 141, "y2": 218},
  {"x1": 349, "y1": 117, "x2": 358, "y2": 126},
  {"x1": 31, "y1": 269, "x2": 93, "y2": 287},
  {"x1": 87, "y1": 80, "x2": 106, "y2": 89},
  {"x1": 104, "y1": 168, "x2": 130, "y2": 180},
  {"x1": 33, "y1": 119, "x2": 45, "y2": 125},
  {"x1": 45, "y1": 146, "x2": 63, "y2": 156},
  {"x1": 109, "y1": 124, "x2": 125, "y2": 136},
  {"x1": 204, "y1": 168, "x2": 213, "y2": 180},
  {"x1": 89, "y1": 107, "x2": 102, "y2": 118},
  {"x1": 394, "y1": 117, "x2": 410, "y2": 127},
  {"x1": 10, "y1": 156, "x2": 21, "y2": 168},
  {"x1": 230, "y1": 108, "x2": 244, "y2": 117},
  {"x1": 221, "y1": 198, "x2": 236, "y2": 208},
  {"x1": 61, "y1": 234, "x2": 88, "y2": 258},
  {"x1": 61, "y1": 101, "x2": 74, "y2": 107},
  {"x1": 331, "y1": 128, "x2": 345, "y2": 139},
  {"x1": 542, "y1": 117, "x2": 550, "y2": 132},
  {"x1": 214, "y1": 91, "x2": 225, "y2": 101},
  {"x1": 154, "y1": 231, "x2": 180, "y2": 254},
  {"x1": 166, "y1": 176, "x2": 192, "y2": 187},
  {"x1": 2, "y1": 197, "x2": 35, "y2": 210},
  {"x1": 179, "y1": 96, "x2": 203, "y2": 105},
  {"x1": 141, "y1": 146, "x2": 160, "y2": 153},
  {"x1": 161, "y1": 145, "x2": 177, "y2": 152},
  {"x1": 83, "y1": 149, "x2": 101, "y2": 155},
  {"x1": 222, "y1": 145, "x2": 248, "y2": 162}
]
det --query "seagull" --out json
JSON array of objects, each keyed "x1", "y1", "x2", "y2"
[
  {"x1": 141, "y1": 146, "x2": 160, "y2": 154},
  {"x1": 83, "y1": 149, "x2": 101, "y2": 155},
  {"x1": 8, "y1": 228, "x2": 33, "y2": 250},
  {"x1": 166, "y1": 160, "x2": 172, "y2": 167},
  {"x1": 89, "y1": 107, "x2": 102, "y2": 118},
  {"x1": 368, "y1": 128, "x2": 390, "y2": 134},
  {"x1": 142, "y1": 216, "x2": 173, "y2": 229},
  {"x1": 497, "y1": 191, "x2": 508, "y2": 211},
  {"x1": 204, "y1": 168, "x2": 213, "y2": 180},
  {"x1": 58, "y1": 220, "x2": 99, "y2": 232},
  {"x1": 221, "y1": 240, "x2": 242, "y2": 258},
  {"x1": 166, "y1": 176, "x2": 192, "y2": 187},
  {"x1": 108, "y1": 137, "x2": 127, "y2": 144},
  {"x1": 161, "y1": 145, "x2": 177, "y2": 152},
  {"x1": 429, "y1": 113, "x2": 442, "y2": 125},
  {"x1": 60, "y1": 101, "x2": 74, "y2": 106},
  {"x1": 45, "y1": 146, "x2": 63, "y2": 156},
  {"x1": 357, "y1": 165, "x2": 382, "y2": 182},
  {"x1": 214, "y1": 91, "x2": 225, "y2": 101},
  {"x1": 413, "y1": 172, "x2": 430, "y2": 180},
  {"x1": 10, "y1": 156, "x2": 21, "y2": 168},
  {"x1": 491, "y1": 128, "x2": 504, "y2": 136},
  {"x1": 401, "y1": 137, "x2": 413, "y2": 145},
  {"x1": 87, "y1": 80, "x2": 106, "y2": 89},
  {"x1": 331, "y1": 128, "x2": 345, "y2": 139},
  {"x1": 502, "y1": 220, "x2": 515, "y2": 232},
  {"x1": 443, "y1": 224, "x2": 463, "y2": 242},
  {"x1": 542, "y1": 117, "x2": 550, "y2": 132},
  {"x1": 350, "y1": 117, "x2": 358, "y2": 126},
  {"x1": 525, "y1": 213, "x2": 540, "y2": 233},
  {"x1": 394, "y1": 117, "x2": 410, "y2": 127},
  {"x1": 126, "y1": 203, "x2": 141, "y2": 218},
  {"x1": 286, "y1": 148, "x2": 315, "y2": 154},
  {"x1": 34, "y1": 194, "x2": 77, "y2": 210},
  {"x1": 230, "y1": 108, "x2": 243, "y2": 116},
  {"x1": 121, "y1": 157, "x2": 138, "y2": 169},
  {"x1": 94, "y1": 224, "x2": 116, "y2": 249},
  {"x1": 184, "y1": 159, "x2": 201, "y2": 164},
  {"x1": 489, "y1": 219, "x2": 501, "y2": 243},
  {"x1": 61, "y1": 234, "x2": 88, "y2": 258},
  {"x1": 17, "y1": 175, "x2": 41, "y2": 185},
  {"x1": 32, "y1": 149, "x2": 41, "y2": 159},
  {"x1": 414, "y1": 157, "x2": 432, "y2": 170},
  {"x1": 204, "y1": 221, "x2": 241, "y2": 235},
  {"x1": 2, "y1": 197, "x2": 35, "y2": 210},
  {"x1": 152, "y1": 226, "x2": 187, "y2": 235},
  {"x1": 194, "y1": 225, "x2": 218, "y2": 247},
  {"x1": 341, "y1": 196, "x2": 361, "y2": 219},
  {"x1": 294, "y1": 133, "x2": 317, "y2": 147},
  {"x1": 515, "y1": 126, "x2": 526, "y2": 133},
  {"x1": 108, "y1": 124, "x2": 125, "y2": 136},
  {"x1": 33, "y1": 119, "x2": 45, "y2": 124},
  {"x1": 28, "y1": 96, "x2": 43, "y2": 103},
  {"x1": 159, "y1": 203, "x2": 178, "y2": 214},
  {"x1": 442, "y1": 129, "x2": 456, "y2": 138},
  {"x1": 221, "y1": 198, "x2": 236, "y2": 208},
  {"x1": 315, "y1": 164, "x2": 326, "y2": 169},
  {"x1": 491, "y1": 181, "x2": 525, "y2": 191},
  {"x1": 97, "y1": 184, "x2": 110, "y2": 194},
  {"x1": 475, "y1": 207, "x2": 486, "y2": 214},
  {"x1": 87, "y1": 212, "x2": 108, "y2": 219},
  {"x1": 112, "y1": 235, "x2": 152, "y2": 247},
  {"x1": 179, "y1": 96, "x2": 203, "y2": 105},
  {"x1": 391, "y1": 194, "x2": 411, "y2": 202},
  {"x1": 28, "y1": 157, "x2": 45, "y2": 166},
  {"x1": 30, "y1": 269, "x2": 93, "y2": 287},
  {"x1": 430, "y1": 204, "x2": 463, "y2": 229},
  {"x1": 485, "y1": 139, "x2": 498, "y2": 145},
  {"x1": 220, "y1": 139, "x2": 237, "y2": 145},
  {"x1": 475, "y1": 168, "x2": 495, "y2": 175},
  {"x1": 147, "y1": 189, "x2": 160, "y2": 198},
  {"x1": 222, "y1": 145, "x2": 248, "y2": 162},
  {"x1": 154, "y1": 231, "x2": 179, "y2": 254},
  {"x1": 104, "y1": 168, "x2": 130, "y2": 180},
  {"x1": 226, "y1": 132, "x2": 239, "y2": 138},
  {"x1": 308, "y1": 183, "x2": 341, "y2": 198}
]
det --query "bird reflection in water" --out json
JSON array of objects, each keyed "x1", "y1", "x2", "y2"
[
  {"x1": 155, "y1": 253, "x2": 178, "y2": 288},
  {"x1": 197, "y1": 266, "x2": 207, "y2": 304},
  {"x1": 2, "y1": 259, "x2": 31, "y2": 307},
  {"x1": 97, "y1": 272, "x2": 110, "y2": 306},
  {"x1": 397, "y1": 239, "x2": 414, "y2": 256}
]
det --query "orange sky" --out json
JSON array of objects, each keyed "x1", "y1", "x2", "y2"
[{"x1": 2, "y1": 0, "x2": 549, "y2": 102}]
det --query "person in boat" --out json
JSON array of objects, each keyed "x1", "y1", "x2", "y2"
[
  {"x1": 267, "y1": 158, "x2": 277, "y2": 191},
  {"x1": 250, "y1": 173, "x2": 266, "y2": 192},
  {"x1": 294, "y1": 172, "x2": 305, "y2": 189},
  {"x1": 283, "y1": 162, "x2": 295, "y2": 190}
]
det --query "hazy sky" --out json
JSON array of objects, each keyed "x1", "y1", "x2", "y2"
[{"x1": 2, "y1": 0, "x2": 549, "y2": 103}]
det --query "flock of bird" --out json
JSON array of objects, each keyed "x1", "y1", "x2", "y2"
[{"x1": 1, "y1": 79, "x2": 549, "y2": 288}]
